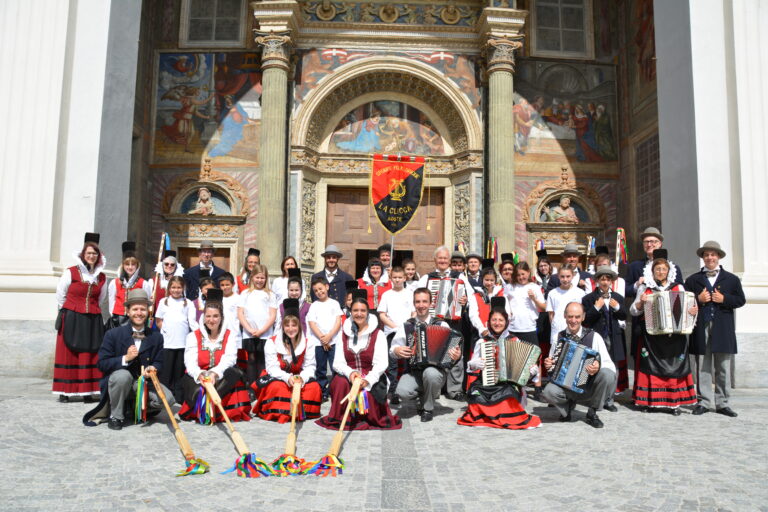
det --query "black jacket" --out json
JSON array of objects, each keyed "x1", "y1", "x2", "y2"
[
  {"x1": 582, "y1": 289, "x2": 627, "y2": 363},
  {"x1": 183, "y1": 264, "x2": 225, "y2": 299},
  {"x1": 684, "y1": 268, "x2": 746, "y2": 354}
]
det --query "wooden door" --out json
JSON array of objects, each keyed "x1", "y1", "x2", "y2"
[{"x1": 326, "y1": 187, "x2": 444, "y2": 277}]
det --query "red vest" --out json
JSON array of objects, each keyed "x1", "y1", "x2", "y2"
[
  {"x1": 277, "y1": 342, "x2": 306, "y2": 375},
  {"x1": 112, "y1": 277, "x2": 146, "y2": 315},
  {"x1": 357, "y1": 278, "x2": 392, "y2": 309},
  {"x1": 195, "y1": 329, "x2": 231, "y2": 370},
  {"x1": 341, "y1": 328, "x2": 380, "y2": 373},
  {"x1": 236, "y1": 274, "x2": 248, "y2": 293},
  {"x1": 473, "y1": 289, "x2": 504, "y2": 329},
  {"x1": 62, "y1": 266, "x2": 106, "y2": 315}
]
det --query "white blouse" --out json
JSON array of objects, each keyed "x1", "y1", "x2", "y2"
[
  {"x1": 332, "y1": 315, "x2": 388, "y2": 392},
  {"x1": 184, "y1": 328, "x2": 237, "y2": 381},
  {"x1": 238, "y1": 288, "x2": 277, "y2": 338},
  {"x1": 264, "y1": 333, "x2": 317, "y2": 386},
  {"x1": 155, "y1": 297, "x2": 198, "y2": 349}
]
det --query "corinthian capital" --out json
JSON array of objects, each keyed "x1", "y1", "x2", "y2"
[
  {"x1": 255, "y1": 30, "x2": 293, "y2": 71},
  {"x1": 486, "y1": 36, "x2": 523, "y2": 74}
]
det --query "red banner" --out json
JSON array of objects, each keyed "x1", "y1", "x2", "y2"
[{"x1": 370, "y1": 154, "x2": 425, "y2": 235}]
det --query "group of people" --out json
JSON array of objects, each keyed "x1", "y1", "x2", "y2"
[{"x1": 54, "y1": 226, "x2": 745, "y2": 433}]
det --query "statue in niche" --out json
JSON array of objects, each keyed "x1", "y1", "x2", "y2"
[
  {"x1": 188, "y1": 187, "x2": 216, "y2": 216},
  {"x1": 543, "y1": 195, "x2": 580, "y2": 224}
]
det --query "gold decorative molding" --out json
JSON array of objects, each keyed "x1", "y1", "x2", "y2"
[
  {"x1": 162, "y1": 159, "x2": 250, "y2": 217},
  {"x1": 255, "y1": 30, "x2": 293, "y2": 70},
  {"x1": 485, "y1": 35, "x2": 523, "y2": 73},
  {"x1": 521, "y1": 166, "x2": 607, "y2": 225}
]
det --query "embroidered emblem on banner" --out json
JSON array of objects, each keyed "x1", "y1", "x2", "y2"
[{"x1": 370, "y1": 154, "x2": 425, "y2": 235}]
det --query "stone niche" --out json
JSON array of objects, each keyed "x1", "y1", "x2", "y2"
[
  {"x1": 523, "y1": 167, "x2": 607, "y2": 258},
  {"x1": 161, "y1": 159, "x2": 249, "y2": 272}
]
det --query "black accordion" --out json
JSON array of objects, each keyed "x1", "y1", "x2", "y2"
[{"x1": 407, "y1": 322, "x2": 463, "y2": 369}]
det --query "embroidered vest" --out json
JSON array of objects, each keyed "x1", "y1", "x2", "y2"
[
  {"x1": 112, "y1": 277, "x2": 145, "y2": 315},
  {"x1": 195, "y1": 329, "x2": 231, "y2": 370},
  {"x1": 62, "y1": 266, "x2": 106, "y2": 315}
]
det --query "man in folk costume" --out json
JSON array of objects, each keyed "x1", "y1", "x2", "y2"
[
  {"x1": 464, "y1": 253, "x2": 483, "y2": 290},
  {"x1": 178, "y1": 288, "x2": 251, "y2": 422},
  {"x1": 581, "y1": 266, "x2": 628, "y2": 411},
  {"x1": 108, "y1": 241, "x2": 153, "y2": 328},
  {"x1": 391, "y1": 287, "x2": 462, "y2": 422},
  {"x1": 685, "y1": 241, "x2": 746, "y2": 417},
  {"x1": 542, "y1": 302, "x2": 616, "y2": 428},
  {"x1": 310, "y1": 245, "x2": 354, "y2": 306},
  {"x1": 83, "y1": 289, "x2": 172, "y2": 430},
  {"x1": 183, "y1": 241, "x2": 225, "y2": 300},
  {"x1": 415, "y1": 246, "x2": 471, "y2": 401},
  {"x1": 546, "y1": 243, "x2": 592, "y2": 292}
]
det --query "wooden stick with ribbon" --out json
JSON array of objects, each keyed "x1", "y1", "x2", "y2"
[
  {"x1": 148, "y1": 370, "x2": 209, "y2": 476},
  {"x1": 201, "y1": 378, "x2": 273, "y2": 478},
  {"x1": 148, "y1": 232, "x2": 167, "y2": 326},
  {"x1": 271, "y1": 380, "x2": 306, "y2": 476}
]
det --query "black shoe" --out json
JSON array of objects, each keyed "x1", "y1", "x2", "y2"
[
  {"x1": 671, "y1": 408, "x2": 682, "y2": 416},
  {"x1": 83, "y1": 396, "x2": 96, "y2": 404},
  {"x1": 558, "y1": 413, "x2": 572, "y2": 422},
  {"x1": 532, "y1": 388, "x2": 543, "y2": 401},
  {"x1": 420, "y1": 410, "x2": 433, "y2": 422},
  {"x1": 585, "y1": 414, "x2": 604, "y2": 428},
  {"x1": 451, "y1": 392, "x2": 466, "y2": 402},
  {"x1": 58, "y1": 395, "x2": 69, "y2": 403},
  {"x1": 108, "y1": 417, "x2": 123, "y2": 431},
  {"x1": 389, "y1": 393, "x2": 401, "y2": 405},
  {"x1": 716, "y1": 407, "x2": 738, "y2": 418},
  {"x1": 603, "y1": 404, "x2": 618, "y2": 412},
  {"x1": 692, "y1": 405, "x2": 709, "y2": 416}
]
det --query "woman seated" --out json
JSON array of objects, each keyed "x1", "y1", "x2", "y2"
[
  {"x1": 458, "y1": 302, "x2": 541, "y2": 430},
  {"x1": 630, "y1": 249, "x2": 698, "y2": 415},
  {"x1": 316, "y1": 294, "x2": 402, "y2": 431},
  {"x1": 253, "y1": 299, "x2": 322, "y2": 423},
  {"x1": 178, "y1": 290, "x2": 251, "y2": 422}
]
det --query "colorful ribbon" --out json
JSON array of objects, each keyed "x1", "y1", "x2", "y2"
[
  {"x1": 352, "y1": 389, "x2": 370, "y2": 415},
  {"x1": 222, "y1": 453, "x2": 275, "y2": 478},
  {"x1": 535, "y1": 239, "x2": 545, "y2": 252},
  {"x1": 193, "y1": 384, "x2": 213, "y2": 425},
  {"x1": 176, "y1": 458, "x2": 210, "y2": 477},
  {"x1": 616, "y1": 228, "x2": 628, "y2": 264},
  {"x1": 271, "y1": 454, "x2": 309, "y2": 477},
  {"x1": 485, "y1": 237, "x2": 498, "y2": 261},
  {"x1": 134, "y1": 375, "x2": 148, "y2": 424},
  {"x1": 303, "y1": 454, "x2": 345, "y2": 477}
]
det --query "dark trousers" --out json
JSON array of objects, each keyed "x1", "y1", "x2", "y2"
[
  {"x1": 315, "y1": 344, "x2": 336, "y2": 398},
  {"x1": 181, "y1": 366, "x2": 243, "y2": 406},
  {"x1": 243, "y1": 337, "x2": 266, "y2": 387},
  {"x1": 158, "y1": 347, "x2": 185, "y2": 402},
  {"x1": 386, "y1": 332, "x2": 400, "y2": 394}
]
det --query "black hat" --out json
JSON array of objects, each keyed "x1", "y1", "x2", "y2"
[
  {"x1": 490, "y1": 296, "x2": 507, "y2": 311},
  {"x1": 206, "y1": 288, "x2": 224, "y2": 304},
  {"x1": 481, "y1": 258, "x2": 495, "y2": 269},
  {"x1": 535, "y1": 249, "x2": 548, "y2": 259},
  {"x1": 652, "y1": 249, "x2": 668, "y2": 261},
  {"x1": 200, "y1": 268, "x2": 211, "y2": 278},
  {"x1": 287, "y1": 268, "x2": 301, "y2": 278},
  {"x1": 500, "y1": 253, "x2": 515, "y2": 262},
  {"x1": 163, "y1": 249, "x2": 177, "y2": 259},
  {"x1": 84, "y1": 232, "x2": 100, "y2": 244},
  {"x1": 595, "y1": 245, "x2": 610, "y2": 256},
  {"x1": 122, "y1": 241, "x2": 137, "y2": 258},
  {"x1": 282, "y1": 298, "x2": 300, "y2": 318},
  {"x1": 352, "y1": 289, "x2": 368, "y2": 302},
  {"x1": 345, "y1": 280, "x2": 358, "y2": 291},
  {"x1": 451, "y1": 251, "x2": 467, "y2": 262},
  {"x1": 247, "y1": 248, "x2": 260, "y2": 257}
]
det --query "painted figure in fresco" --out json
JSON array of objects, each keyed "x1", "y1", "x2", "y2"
[
  {"x1": 336, "y1": 110, "x2": 382, "y2": 153},
  {"x1": 161, "y1": 85, "x2": 214, "y2": 152},
  {"x1": 298, "y1": 50, "x2": 333, "y2": 98},
  {"x1": 208, "y1": 95, "x2": 258, "y2": 158},
  {"x1": 188, "y1": 187, "x2": 215, "y2": 216},
  {"x1": 544, "y1": 195, "x2": 579, "y2": 224},
  {"x1": 513, "y1": 97, "x2": 535, "y2": 155},
  {"x1": 593, "y1": 104, "x2": 617, "y2": 160},
  {"x1": 419, "y1": 118, "x2": 444, "y2": 155},
  {"x1": 570, "y1": 104, "x2": 603, "y2": 162}
]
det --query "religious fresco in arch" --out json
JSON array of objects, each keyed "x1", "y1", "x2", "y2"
[
  {"x1": 152, "y1": 52, "x2": 262, "y2": 165},
  {"x1": 627, "y1": 0, "x2": 657, "y2": 114},
  {"x1": 329, "y1": 100, "x2": 446, "y2": 156},
  {"x1": 294, "y1": 49, "x2": 481, "y2": 118},
  {"x1": 512, "y1": 59, "x2": 619, "y2": 177}
]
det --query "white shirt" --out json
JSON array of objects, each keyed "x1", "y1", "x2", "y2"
[
  {"x1": 272, "y1": 276, "x2": 307, "y2": 304},
  {"x1": 467, "y1": 286, "x2": 509, "y2": 334},
  {"x1": 546, "y1": 285, "x2": 586, "y2": 344},
  {"x1": 222, "y1": 292, "x2": 243, "y2": 348},
  {"x1": 306, "y1": 298, "x2": 343, "y2": 346},
  {"x1": 56, "y1": 259, "x2": 109, "y2": 308},
  {"x1": 390, "y1": 315, "x2": 449, "y2": 355},
  {"x1": 333, "y1": 316, "x2": 388, "y2": 391},
  {"x1": 551, "y1": 327, "x2": 616, "y2": 373},
  {"x1": 238, "y1": 288, "x2": 277, "y2": 339},
  {"x1": 184, "y1": 328, "x2": 237, "y2": 381},
  {"x1": 377, "y1": 287, "x2": 415, "y2": 335},
  {"x1": 505, "y1": 283, "x2": 544, "y2": 332},
  {"x1": 155, "y1": 296, "x2": 198, "y2": 349},
  {"x1": 264, "y1": 333, "x2": 316, "y2": 385}
]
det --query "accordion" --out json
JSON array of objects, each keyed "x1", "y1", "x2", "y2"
[
  {"x1": 550, "y1": 338, "x2": 599, "y2": 394},
  {"x1": 407, "y1": 322, "x2": 463, "y2": 369},
  {"x1": 643, "y1": 290, "x2": 697, "y2": 335},
  {"x1": 427, "y1": 277, "x2": 466, "y2": 321},
  {"x1": 481, "y1": 337, "x2": 541, "y2": 387}
]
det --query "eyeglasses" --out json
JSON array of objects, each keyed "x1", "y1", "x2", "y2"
[
  {"x1": 163, "y1": 263, "x2": 176, "y2": 266},
  {"x1": 643, "y1": 240, "x2": 661, "y2": 246}
]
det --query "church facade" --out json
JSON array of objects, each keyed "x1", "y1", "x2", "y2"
[{"x1": 1, "y1": 0, "x2": 766, "y2": 385}]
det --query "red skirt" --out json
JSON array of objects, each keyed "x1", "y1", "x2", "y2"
[
  {"x1": 633, "y1": 371, "x2": 696, "y2": 409},
  {"x1": 253, "y1": 377, "x2": 322, "y2": 423},
  {"x1": 179, "y1": 380, "x2": 252, "y2": 423},
  {"x1": 315, "y1": 375, "x2": 402, "y2": 431},
  {"x1": 52, "y1": 331, "x2": 101, "y2": 396},
  {"x1": 457, "y1": 375, "x2": 541, "y2": 430},
  {"x1": 236, "y1": 348, "x2": 248, "y2": 371}
]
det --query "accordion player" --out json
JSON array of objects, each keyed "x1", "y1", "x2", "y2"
[
  {"x1": 480, "y1": 337, "x2": 541, "y2": 387},
  {"x1": 426, "y1": 274, "x2": 467, "y2": 321},
  {"x1": 406, "y1": 320, "x2": 463, "y2": 370}
]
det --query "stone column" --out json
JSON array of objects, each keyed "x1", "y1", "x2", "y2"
[
  {"x1": 486, "y1": 37, "x2": 522, "y2": 254},
  {"x1": 255, "y1": 32, "x2": 292, "y2": 268}
]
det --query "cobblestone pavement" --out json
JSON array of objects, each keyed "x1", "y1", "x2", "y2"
[{"x1": 3, "y1": 377, "x2": 767, "y2": 512}]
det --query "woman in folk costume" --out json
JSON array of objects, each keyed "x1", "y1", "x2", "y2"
[
  {"x1": 272, "y1": 256, "x2": 306, "y2": 304},
  {"x1": 154, "y1": 276, "x2": 197, "y2": 400},
  {"x1": 107, "y1": 241, "x2": 153, "y2": 329},
  {"x1": 178, "y1": 289, "x2": 251, "y2": 422},
  {"x1": 253, "y1": 299, "x2": 322, "y2": 422},
  {"x1": 458, "y1": 301, "x2": 541, "y2": 429},
  {"x1": 468, "y1": 266, "x2": 507, "y2": 340},
  {"x1": 236, "y1": 248, "x2": 260, "y2": 293},
  {"x1": 357, "y1": 259, "x2": 392, "y2": 310},
  {"x1": 629, "y1": 249, "x2": 698, "y2": 414},
  {"x1": 53, "y1": 233, "x2": 108, "y2": 402},
  {"x1": 316, "y1": 294, "x2": 402, "y2": 431},
  {"x1": 151, "y1": 250, "x2": 184, "y2": 314}
]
